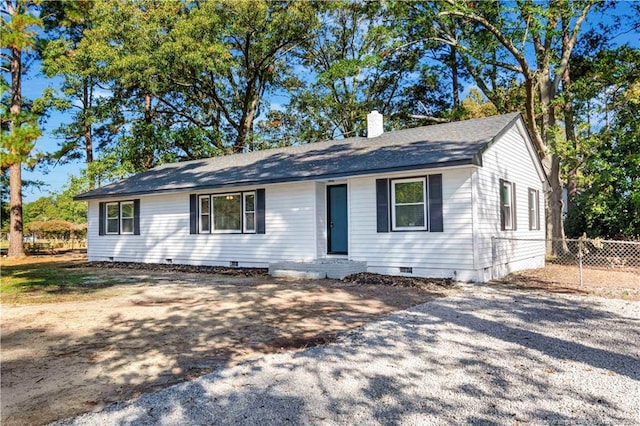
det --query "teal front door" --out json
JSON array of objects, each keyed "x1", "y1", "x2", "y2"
[{"x1": 327, "y1": 184, "x2": 348, "y2": 254}]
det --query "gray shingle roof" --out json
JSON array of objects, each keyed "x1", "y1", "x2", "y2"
[{"x1": 75, "y1": 112, "x2": 522, "y2": 200}]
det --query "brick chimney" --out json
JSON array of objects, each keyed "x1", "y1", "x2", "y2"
[{"x1": 367, "y1": 110, "x2": 383, "y2": 138}]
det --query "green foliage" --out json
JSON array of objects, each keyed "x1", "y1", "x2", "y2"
[
  {"x1": 0, "y1": 171, "x2": 8, "y2": 229},
  {"x1": 1, "y1": 0, "x2": 45, "y2": 169},
  {"x1": 0, "y1": 109, "x2": 42, "y2": 169},
  {"x1": 564, "y1": 46, "x2": 640, "y2": 238},
  {"x1": 69, "y1": 0, "x2": 319, "y2": 169},
  {"x1": 9, "y1": 0, "x2": 638, "y2": 245},
  {"x1": 258, "y1": 1, "x2": 430, "y2": 144},
  {"x1": 19, "y1": 168, "x2": 123, "y2": 226}
]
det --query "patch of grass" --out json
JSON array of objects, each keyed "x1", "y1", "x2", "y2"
[{"x1": 1, "y1": 260, "x2": 121, "y2": 304}]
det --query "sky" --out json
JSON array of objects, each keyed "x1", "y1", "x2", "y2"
[{"x1": 16, "y1": 1, "x2": 640, "y2": 203}]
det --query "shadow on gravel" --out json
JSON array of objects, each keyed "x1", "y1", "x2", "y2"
[
  {"x1": 52, "y1": 288, "x2": 639, "y2": 425},
  {"x1": 283, "y1": 290, "x2": 638, "y2": 424},
  {"x1": 84, "y1": 380, "x2": 307, "y2": 425},
  {"x1": 429, "y1": 304, "x2": 639, "y2": 380}
]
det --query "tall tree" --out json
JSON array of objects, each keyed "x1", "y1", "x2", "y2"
[
  {"x1": 73, "y1": 0, "x2": 189, "y2": 172},
  {"x1": 261, "y1": 1, "x2": 429, "y2": 145},
  {"x1": 433, "y1": 0, "x2": 596, "y2": 253},
  {"x1": 165, "y1": 0, "x2": 320, "y2": 152},
  {"x1": 76, "y1": 0, "x2": 318, "y2": 170},
  {"x1": 564, "y1": 46, "x2": 640, "y2": 238},
  {"x1": 39, "y1": 0, "x2": 103, "y2": 187},
  {"x1": 0, "y1": 0, "x2": 43, "y2": 257}
]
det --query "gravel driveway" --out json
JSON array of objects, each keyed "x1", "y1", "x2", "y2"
[{"x1": 54, "y1": 285, "x2": 640, "y2": 425}]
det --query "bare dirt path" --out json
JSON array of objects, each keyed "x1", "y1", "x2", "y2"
[{"x1": 1, "y1": 259, "x2": 450, "y2": 426}]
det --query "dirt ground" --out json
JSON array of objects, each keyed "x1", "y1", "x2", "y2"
[
  {"x1": 495, "y1": 263, "x2": 640, "y2": 300},
  {"x1": 1, "y1": 256, "x2": 452, "y2": 426}
]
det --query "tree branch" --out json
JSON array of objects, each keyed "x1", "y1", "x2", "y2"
[
  {"x1": 438, "y1": 9, "x2": 531, "y2": 78},
  {"x1": 553, "y1": 3, "x2": 592, "y2": 91}
]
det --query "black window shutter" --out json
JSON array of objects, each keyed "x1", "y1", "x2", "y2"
[
  {"x1": 428, "y1": 174, "x2": 443, "y2": 232},
  {"x1": 256, "y1": 188, "x2": 266, "y2": 234},
  {"x1": 376, "y1": 178, "x2": 389, "y2": 232},
  {"x1": 133, "y1": 199, "x2": 140, "y2": 235},
  {"x1": 98, "y1": 202, "x2": 105, "y2": 236},
  {"x1": 499, "y1": 179, "x2": 506, "y2": 231},
  {"x1": 512, "y1": 182, "x2": 517, "y2": 231},
  {"x1": 189, "y1": 194, "x2": 198, "y2": 234}
]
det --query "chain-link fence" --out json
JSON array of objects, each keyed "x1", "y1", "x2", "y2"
[{"x1": 492, "y1": 237, "x2": 640, "y2": 287}]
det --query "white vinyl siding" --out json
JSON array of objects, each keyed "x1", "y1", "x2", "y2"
[
  {"x1": 474, "y1": 122, "x2": 546, "y2": 279},
  {"x1": 314, "y1": 182, "x2": 327, "y2": 258},
  {"x1": 87, "y1": 182, "x2": 317, "y2": 266},
  {"x1": 85, "y1": 118, "x2": 544, "y2": 282},
  {"x1": 349, "y1": 168, "x2": 475, "y2": 279}
]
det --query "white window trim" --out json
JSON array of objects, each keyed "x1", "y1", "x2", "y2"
[
  {"x1": 212, "y1": 193, "x2": 242, "y2": 234},
  {"x1": 199, "y1": 195, "x2": 211, "y2": 234},
  {"x1": 243, "y1": 191, "x2": 256, "y2": 233},
  {"x1": 106, "y1": 202, "x2": 120, "y2": 235},
  {"x1": 502, "y1": 181, "x2": 515, "y2": 231},
  {"x1": 119, "y1": 201, "x2": 135, "y2": 235},
  {"x1": 391, "y1": 177, "x2": 427, "y2": 231}
]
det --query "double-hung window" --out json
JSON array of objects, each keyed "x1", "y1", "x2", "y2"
[
  {"x1": 199, "y1": 196, "x2": 211, "y2": 233},
  {"x1": 106, "y1": 203, "x2": 120, "y2": 234},
  {"x1": 120, "y1": 201, "x2": 134, "y2": 234},
  {"x1": 528, "y1": 188, "x2": 540, "y2": 230},
  {"x1": 197, "y1": 191, "x2": 256, "y2": 234},
  {"x1": 500, "y1": 179, "x2": 516, "y2": 231},
  {"x1": 100, "y1": 200, "x2": 139, "y2": 236},
  {"x1": 391, "y1": 178, "x2": 427, "y2": 230},
  {"x1": 243, "y1": 192, "x2": 256, "y2": 233}
]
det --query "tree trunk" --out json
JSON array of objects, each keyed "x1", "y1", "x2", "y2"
[
  {"x1": 546, "y1": 153, "x2": 567, "y2": 255},
  {"x1": 562, "y1": 35, "x2": 578, "y2": 213},
  {"x1": 538, "y1": 67, "x2": 568, "y2": 255},
  {"x1": 8, "y1": 42, "x2": 25, "y2": 257},
  {"x1": 8, "y1": 163, "x2": 25, "y2": 257},
  {"x1": 142, "y1": 93, "x2": 154, "y2": 169},
  {"x1": 83, "y1": 79, "x2": 95, "y2": 188},
  {"x1": 563, "y1": 94, "x2": 578, "y2": 213},
  {"x1": 235, "y1": 93, "x2": 258, "y2": 153}
]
